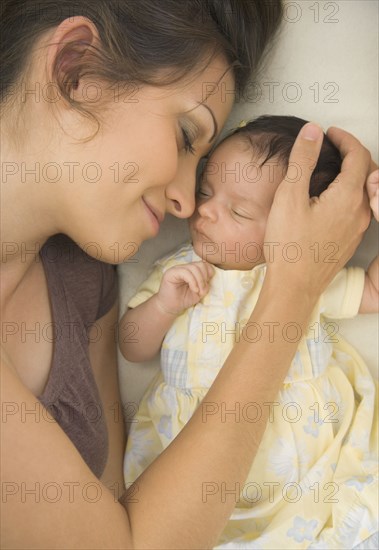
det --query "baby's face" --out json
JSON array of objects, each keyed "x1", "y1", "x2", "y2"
[{"x1": 189, "y1": 137, "x2": 284, "y2": 269}]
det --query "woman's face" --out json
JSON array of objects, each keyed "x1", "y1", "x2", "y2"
[{"x1": 55, "y1": 58, "x2": 235, "y2": 263}]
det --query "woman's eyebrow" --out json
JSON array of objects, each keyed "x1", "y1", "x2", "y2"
[{"x1": 197, "y1": 102, "x2": 218, "y2": 143}]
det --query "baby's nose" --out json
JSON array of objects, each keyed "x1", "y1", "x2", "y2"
[{"x1": 197, "y1": 199, "x2": 218, "y2": 221}]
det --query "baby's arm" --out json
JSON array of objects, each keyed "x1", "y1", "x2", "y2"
[
  {"x1": 119, "y1": 261, "x2": 214, "y2": 362},
  {"x1": 359, "y1": 176, "x2": 379, "y2": 313}
]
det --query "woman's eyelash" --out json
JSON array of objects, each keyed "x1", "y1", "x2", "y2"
[{"x1": 182, "y1": 128, "x2": 196, "y2": 155}]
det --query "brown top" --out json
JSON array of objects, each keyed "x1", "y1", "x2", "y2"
[{"x1": 38, "y1": 234, "x2": 118, "y2": 478}]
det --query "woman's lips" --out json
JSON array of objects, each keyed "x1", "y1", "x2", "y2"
[{"x1": 142, "y1": 198, "x2": 164, "y2": 234}]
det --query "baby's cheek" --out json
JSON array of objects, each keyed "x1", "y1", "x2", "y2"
[
  {"x1": 244, "y1": 222, "x2": 265, "y2": 245},
  {"x1": 245, "y1": 224, "x2": 266, "y2": 258}
]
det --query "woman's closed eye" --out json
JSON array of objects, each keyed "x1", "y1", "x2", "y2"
[
  {"x1": 180, "y1": 118, "x2": 199, "y2": 156},
  {"x1": 182, "y1": 127, "x2": 196, "y2": 155}
]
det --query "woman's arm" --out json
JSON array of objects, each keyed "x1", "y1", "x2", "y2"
[
  {"x1": 1, "y1": 125, "x2": 373, "y2": 550},
  {"x1": 88, "y1": 304, "x2": 126, "y2": 490}
]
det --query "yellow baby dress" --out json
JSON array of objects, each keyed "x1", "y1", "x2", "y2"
[{"x1": 124, "y1": 243, "x2": 378, "y2": 549}]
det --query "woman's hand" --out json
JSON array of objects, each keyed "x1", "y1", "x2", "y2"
[{"x1": 264, "y1": 123, "x2": 372, "y2": 304}]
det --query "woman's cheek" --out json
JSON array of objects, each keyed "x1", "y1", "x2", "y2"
[{"x1": 146, "y1": 134, "x2": 179, "y2": 188}]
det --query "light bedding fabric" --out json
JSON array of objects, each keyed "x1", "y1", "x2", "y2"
[{"x1": 123, "y1": 243, "x2": 378, "y2": 548}]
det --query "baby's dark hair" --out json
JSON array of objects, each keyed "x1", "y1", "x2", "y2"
[{"x1": 229, "y1": 115, "x2": 342, "y2": 197}]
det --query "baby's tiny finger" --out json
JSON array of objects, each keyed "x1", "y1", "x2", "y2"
[
  {"x1": 199, "y1": 262, "x2": 214, "y2": 283},
  {"x1": 370, "y1": 190, "x2": 379, "y2": 221},
  {"x1": 191, "y1": 264, "x2": 207, "y2": 292},
  {"x1": 180, "y1": 269, "x2": 199, "y2": 294},
  {"x1": 366, "y1": 168, "x2": 379, "y2": 194},
  {"x1": 188, "y1": 279, "x2": 200, "y2": 294},
  {"x1": 205, "y1": 262, "x2": 215, "y2": 279}
]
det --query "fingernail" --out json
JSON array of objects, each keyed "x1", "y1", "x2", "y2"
[{"x1": 301, "y1": 123, "x2": 322, "y2": 141}]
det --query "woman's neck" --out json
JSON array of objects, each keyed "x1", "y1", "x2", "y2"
[
  {"x1": 0, "y1": 135, "x2": 60, "y2": 310},
  {"x1": 0, "y1": 216, "x2": 54, "y2": 314}
]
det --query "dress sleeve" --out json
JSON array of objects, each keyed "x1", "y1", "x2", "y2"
[
  {"x1": 127, "y1": 264, "x2": 164, "y2": 309},
  {"x1": 96, "y1": 263, "x2": 118, "y2": 319},
  {"x1": 321, "y1": 266, "x2": 365, "y2": 319}
]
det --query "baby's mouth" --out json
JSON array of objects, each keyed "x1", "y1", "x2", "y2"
[{"x1": 191, "y1": 223, "x2": 211, "y2": 242}]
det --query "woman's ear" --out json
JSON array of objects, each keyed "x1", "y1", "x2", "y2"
[{"x1": 45, "y1": 16, "x2": 101, "y2": 97}]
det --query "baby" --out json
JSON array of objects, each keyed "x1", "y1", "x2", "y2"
[{"x1": 120, "y1": 116, "x2": 378, "y2": 549}]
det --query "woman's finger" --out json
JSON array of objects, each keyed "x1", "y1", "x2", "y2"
[
  {"x1": 326, "y1": 127, "x2": 372, "y2": 191},
  {"x1": 281, "y1": 122, "x2": 324, "y2": 203}
]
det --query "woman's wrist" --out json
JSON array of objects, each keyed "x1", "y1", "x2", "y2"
[{"x1": 259, "y1": 265, "x2": 318, "y2": 330}]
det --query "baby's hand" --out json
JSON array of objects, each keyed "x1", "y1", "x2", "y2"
[
  {"x1": 156, "y1": 262, "x2": 215, "y2": 316},
  {"x1": 367, "y1": 169, "x2": 379, "y2": 221}
]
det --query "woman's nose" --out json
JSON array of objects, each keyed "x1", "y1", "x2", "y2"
[{"x1": 165, "y1": 168, "x2": 196, "y2": 219}]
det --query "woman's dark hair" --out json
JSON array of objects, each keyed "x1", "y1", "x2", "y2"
[
  {"x1": 230, "y1": 115, "x2": 342, "y2": 197},
  {"x1": 1, "y1": 0, "x2": 283, "y2": 109}
]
